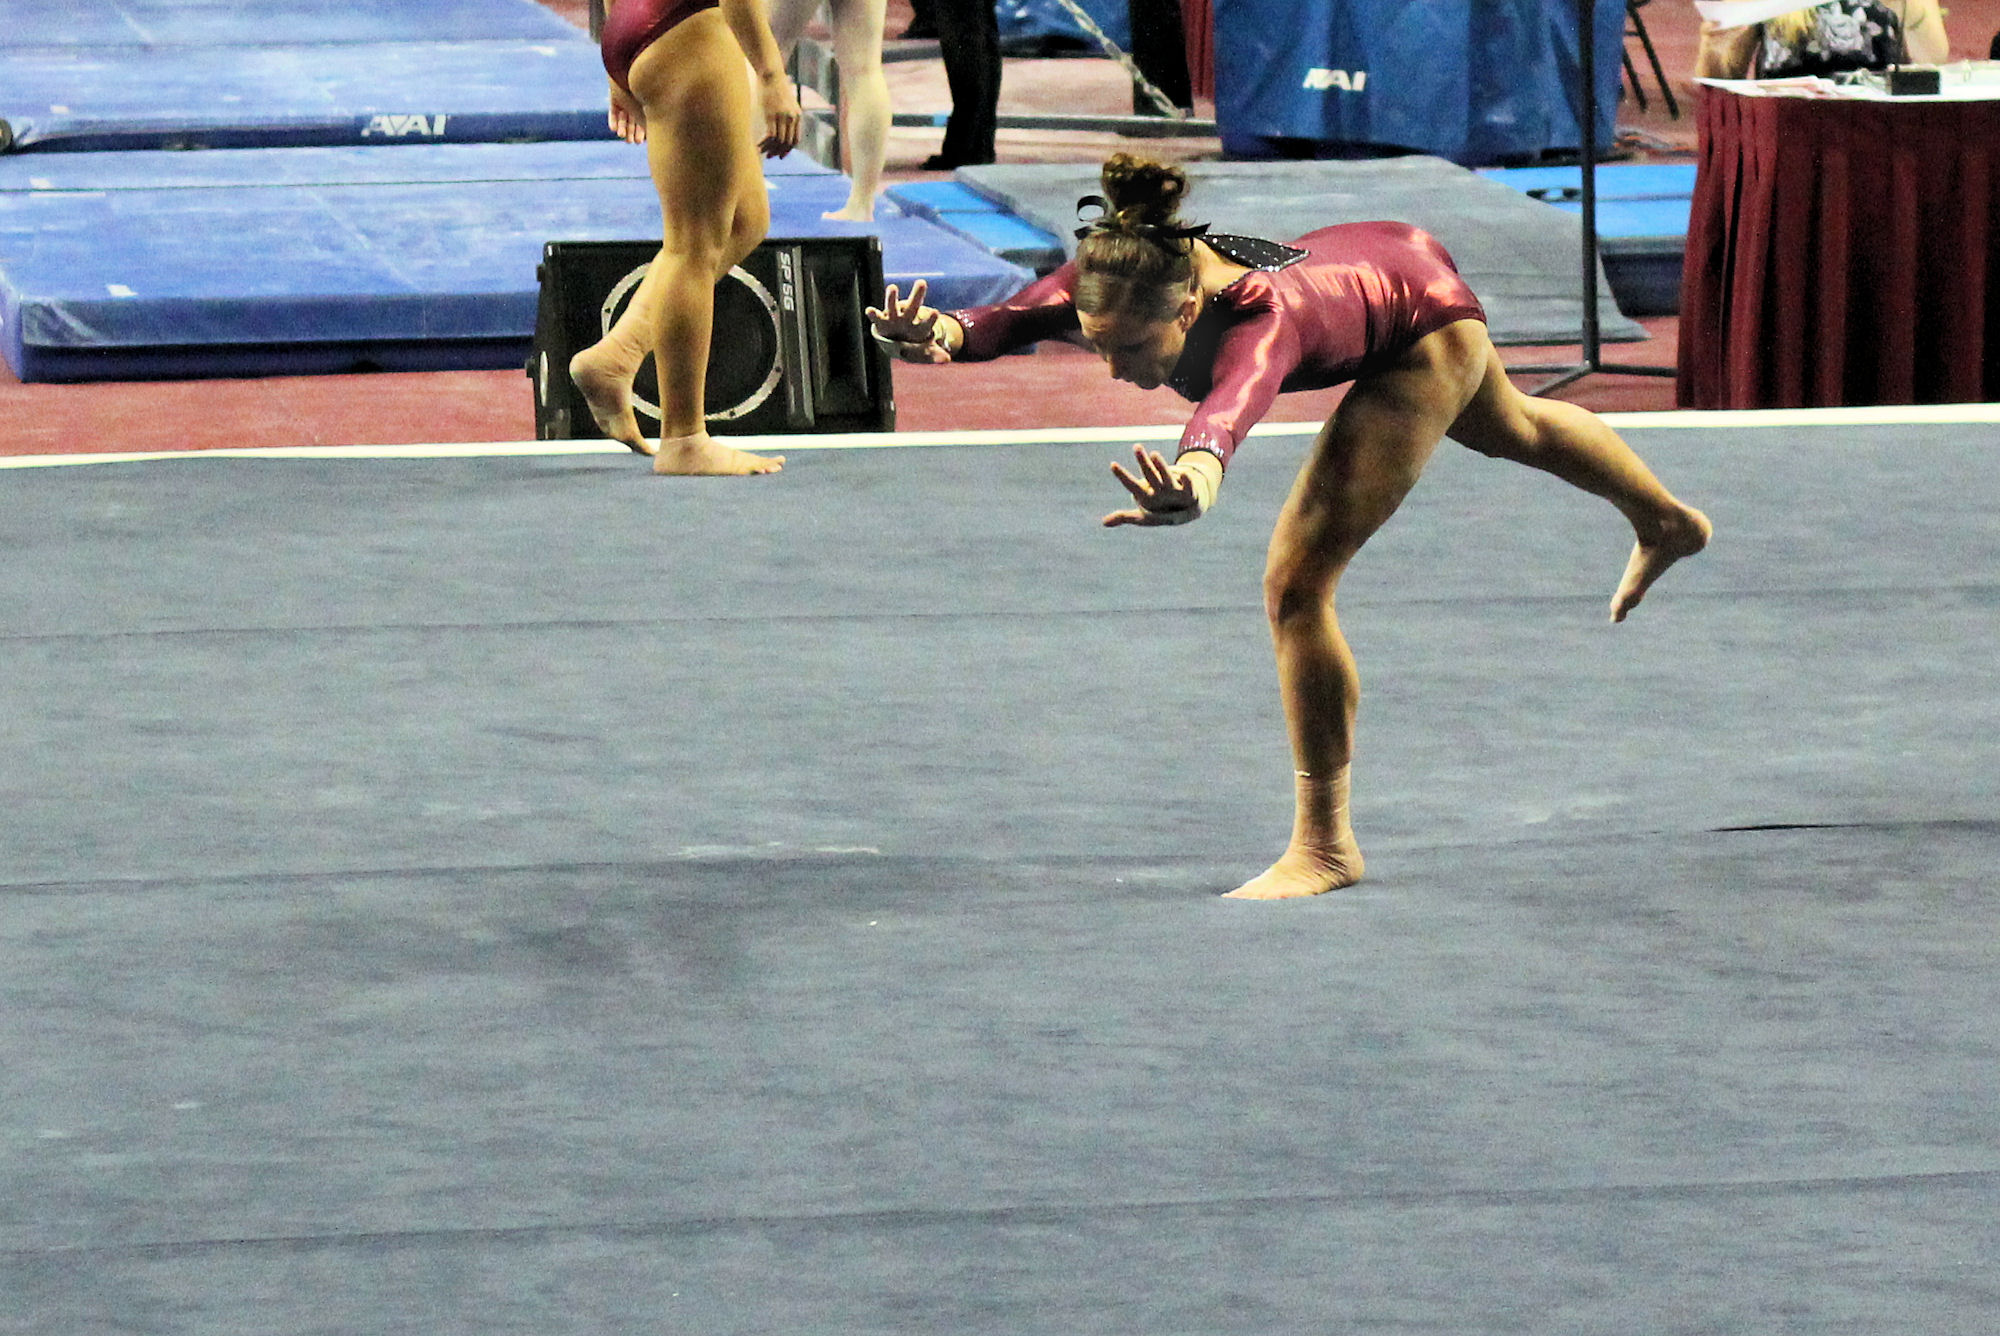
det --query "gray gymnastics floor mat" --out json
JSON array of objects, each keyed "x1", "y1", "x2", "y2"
[
  {"x1": 955, "y1": 155, "x2": 1648, "y2": 345},
  {"x1": 7, "y1": 419, "x2": 1999, "y2": 1332}
]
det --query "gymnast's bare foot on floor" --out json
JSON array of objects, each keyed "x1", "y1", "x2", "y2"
[
  {"x1": 1612, "y1": 504, "x2": 1713, "y2": 623},
  {"x1": 1223, "y1": 839, "x2": 1365, "y2": 900},
  {"x1": 568, "y1": 346, "x2": 653, "y2": 455},
  {"x1": 653, "y1": 431, "x2": 784, "y2": 476}
]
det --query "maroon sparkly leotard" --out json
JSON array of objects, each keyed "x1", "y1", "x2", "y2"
[
  {"x1": 599, "y1": 0, "x2": 719, "y2": 92},
  {"x1": 949, "y1": 221, "x2": 1486, "y2": 468}
]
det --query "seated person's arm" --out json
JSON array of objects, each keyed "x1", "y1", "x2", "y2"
[
  {"x1": 1895, "y1": 0, "x2": 1950, "y2": 63},
  {"x1": 1693, "y1": 18, "x2": 1759, "y2": 79}
]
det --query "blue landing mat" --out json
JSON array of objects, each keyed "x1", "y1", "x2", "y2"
[
  {"x1": 0, "y1": 144, "x2": 1032, "y2": 381},
  {"x1": 1479, "y1": 163, "x2": 1697, "y2": 204},
  {"x1": 0, "y1": 142, "x2": 837, "y2": 193},
  {"x1": 1, "y1": 0, "x2": 581, "y2": 47},
  {"x1": 885, "y1": 180, "x2": 1066, "y2": 272},
  {"x1": 0, "y1": 42, "x2": 614, "y2": 154},
  {"x1": 1481, "y1": 164, "x2": 1696, "y2": 316}
]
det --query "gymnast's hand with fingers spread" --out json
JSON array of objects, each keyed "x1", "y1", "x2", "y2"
[
  {"x1": 865, "y1": 279, "x2": 964, "y2": 363},
  {"x1": 1103, "y1": 445, "x2": 1222, "y2": 527}
]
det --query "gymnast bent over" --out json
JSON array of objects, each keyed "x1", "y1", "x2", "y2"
[
  {"x1": 867, "y1": 154, "x2": 1712, "y2": 899},
  {"x1": 571, "y1": 0, "x2": 801, "y2": 475}
]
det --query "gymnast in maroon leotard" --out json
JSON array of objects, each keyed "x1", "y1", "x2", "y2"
[
  {"x1": 569, "y1": 0, "x2": 800, "y2": 474},
  {"x1": 867, "y1": 154, "x2": 1714, "y2": 900},
  {"x1": 598, "y1": 0, "x2": 720, "y2": 93},
  {"x1": 947, "y1": 221, "x2": 1489, "y2": 469}
]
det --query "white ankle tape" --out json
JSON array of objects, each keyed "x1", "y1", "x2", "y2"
[{"x1": 1292, "y1": 765, "x2": 1354, "y2": 845}]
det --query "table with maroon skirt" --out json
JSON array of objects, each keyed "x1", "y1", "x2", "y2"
[{"x1": 1677, "y1": 84, "x2": 2000, "y2": 409}]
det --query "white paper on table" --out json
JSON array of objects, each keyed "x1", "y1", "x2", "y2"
[
  {"x1": 1694, "y1": 76, "x2": 1846, "y2": 95},
  {"x1": 1694, "y1": 0, "x2": 1838, "y2": 29},
  {"x1": 1697, "y1": 68, "x2": 2000, "y2": 99}
]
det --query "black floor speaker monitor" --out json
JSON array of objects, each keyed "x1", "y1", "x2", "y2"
[{"x1": 530, "y1": 236, "x2": 894, "y2": 439}]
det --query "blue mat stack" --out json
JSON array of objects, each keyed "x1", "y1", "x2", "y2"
[
  {"x1": 1479, "y1": 164, "x2": 1696, "y2": 317},
  {"x1": 0, "y1": 0, "x2": 596, "y2": 153},
  {"x1": 886, "y1": 180, "x2": 1066, "y2": 273},
  {"x1": 0, "y1": 0, "x2": 1031, "y2": 382}
]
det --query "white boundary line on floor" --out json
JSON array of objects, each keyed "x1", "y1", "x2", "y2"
[{"x1": 4, "y1": 404, "x2": 1997, "y2": 469}]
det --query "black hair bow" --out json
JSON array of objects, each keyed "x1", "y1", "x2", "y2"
[{"x1": 1073, "y1": 193, "x2": 1211, "y2": 242}]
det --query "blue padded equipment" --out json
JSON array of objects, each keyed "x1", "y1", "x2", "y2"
[
  {"x1": 1, "y1": 0, "x2": 580, "y2": 47},
  {"x1": 1, "y1": 42, "x2": 617, "y2": 154},
  {"x1": 0, "y1": 142, "x2": 836, "y2": 193},
  {"x1": 1215, "y1": 0, "x2": 1624, "y2": 165},
  {"x1": 0, "y1": 143, "x2": 1032, "y2": 381},
  {"x1": 1478, "y1": 163, "x2": 1697, "y2": 202},
  {"x1": 997, "y1": 0, "x2": 1128, "y2": 47},
  {"x1": 1479, "y1": 163, "x2": 1695, "y2": 316},
  {"x1": 884, "y1": 181, "x2": 1064, "y2": 273}
]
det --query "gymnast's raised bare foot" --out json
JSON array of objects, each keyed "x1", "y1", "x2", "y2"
[
  {"x1": 653, "y1": 431, "x2": 784, "y2": 476},
  {"x1": 568, "y1": 345, "x2": 654, "y2": 455},
  {"x1": 1612, "y1": 504, "x2": 1713, "y2": 622}
]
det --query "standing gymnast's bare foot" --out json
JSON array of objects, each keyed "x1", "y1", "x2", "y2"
[
  {"x1": 1223, "y1": 768, "x2": 1365, "y2": 899},
  {"x1": 1612, "y1": 504, "x2": 1712, "y2": 622},
  {"x1": 1223, "y1": 839, "x2": 1366, "y2": 900},
  {"x1": 568, "y1": 345, "x2": 655, "y2": 456},
  {"x1": 653, "y1": 431, "x2": 784, "y2": 476}
]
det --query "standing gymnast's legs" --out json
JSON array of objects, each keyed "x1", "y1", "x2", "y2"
[
  {"x1": 766, "y1": 0, "x2": 891, "y2": 220},
  {"x1": 569, "y1": 1, "x2": 799, "y2": 474},
  {"x1": 1227, "y1": 318, "x2": 1710, "y2": 900}
]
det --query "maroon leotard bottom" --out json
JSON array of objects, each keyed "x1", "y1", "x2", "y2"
[{"x1": 600, "y1": 0, "x2": 721, "y2": 92}]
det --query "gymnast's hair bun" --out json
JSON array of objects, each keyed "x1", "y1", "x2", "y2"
[
  {"x1": 1073, "y1": 154, "x2": 1200, "y2": 320},
  {"x1": 1098, "y1": 154, "x2": 1189, "y2": 231}
]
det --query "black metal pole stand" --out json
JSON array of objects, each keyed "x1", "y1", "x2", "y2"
[{"x1": 1513, "y1": 0, "x2": 1678, "y2": 396}]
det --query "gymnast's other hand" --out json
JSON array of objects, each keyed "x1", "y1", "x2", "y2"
[
  {"x1": 1103, "y1": 446, "x2": 1220, "y2": 527},
  {"x1": 608, "y1": 80, "x2": 646, "y2": 144},
  {"x1": 757, "y1": 72, "x2": 801, "y2": 157},
  {"x1": 865, "y1": 280, "x2": 956, "y2": 363}
]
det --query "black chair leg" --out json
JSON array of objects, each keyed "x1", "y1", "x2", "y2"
[
  {"x1": 1623, "y1": 48, "x2": 1648, "y2": 111},
  {"x1": 1628, "y1": 3, "x2": 1680, "y2": 119}
]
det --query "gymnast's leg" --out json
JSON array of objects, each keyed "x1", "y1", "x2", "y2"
[
  {"x1": 568, "y1": 239, "x2": 666, "y2": 456},
  {"x1": 1443, "y1": 325, "x2": 1710, "y2": 621},
  {"x1": 822, "y1": 0, "x2": 891, "y2": 220},
  {"x1": 1226, "y1": 324, "x2": 1487, "y2": 900},
  {"x1": 569, "y1": 14, "x2": 783, "y2": 474}
]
